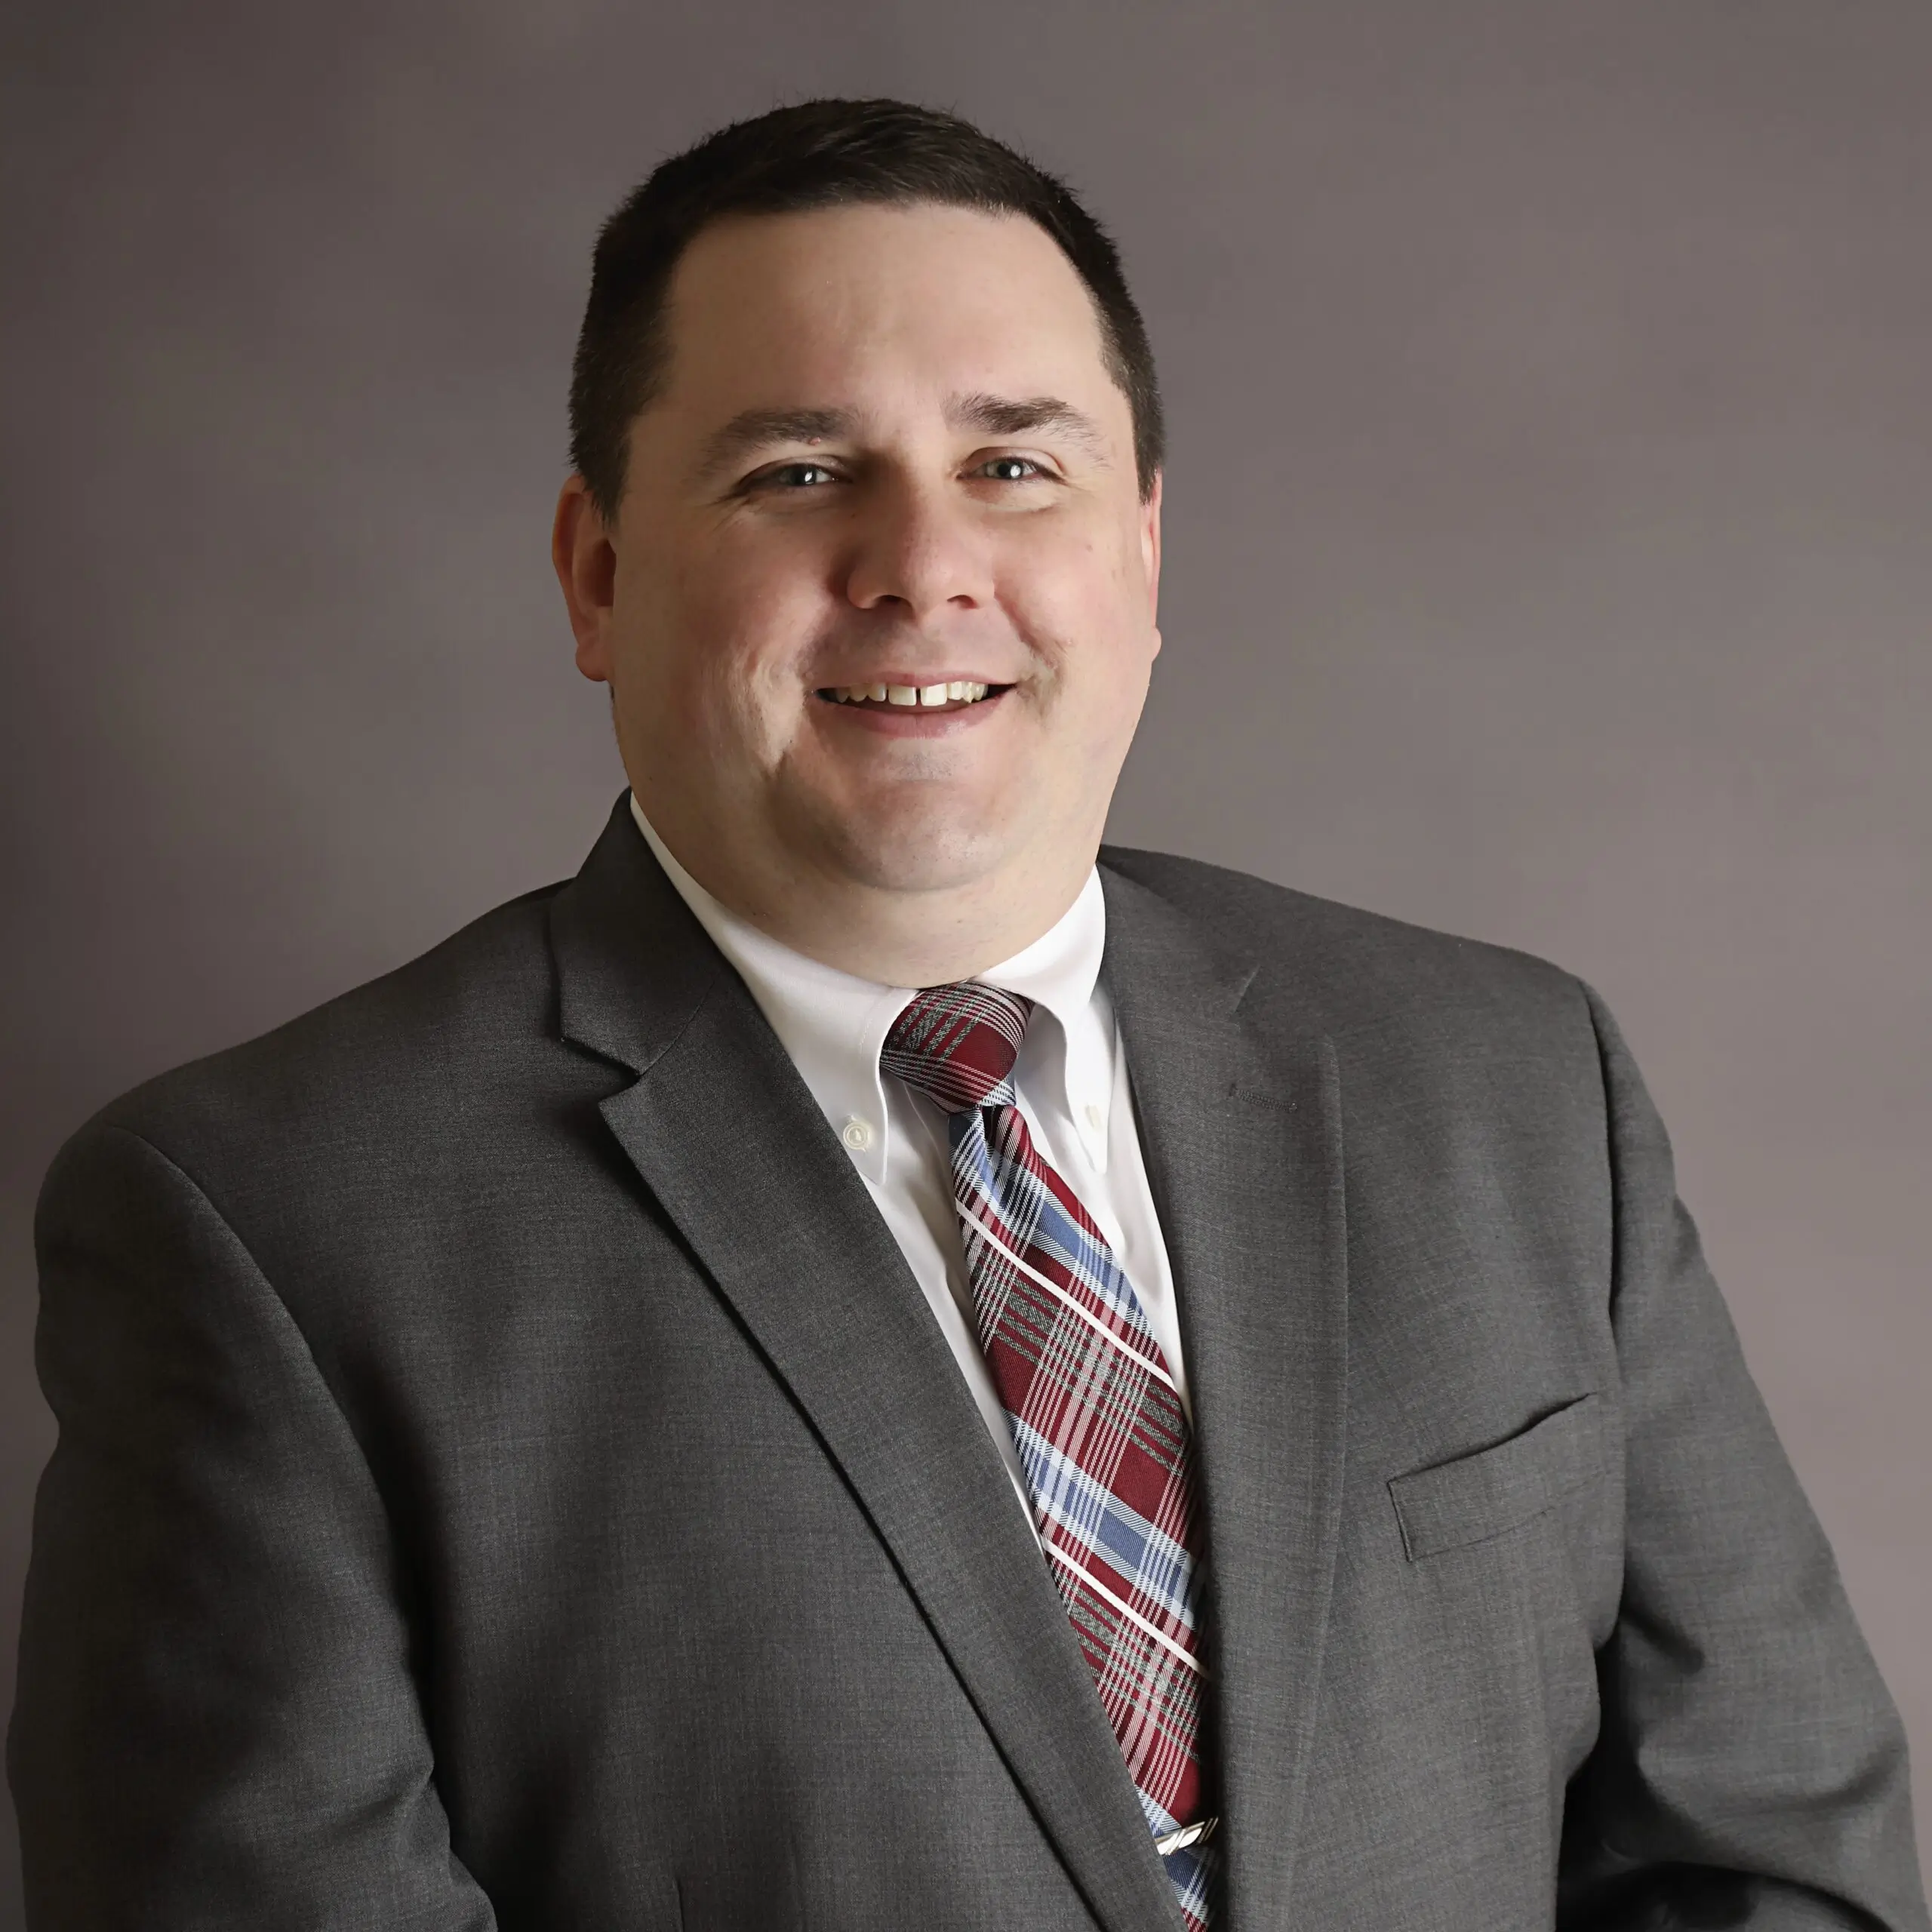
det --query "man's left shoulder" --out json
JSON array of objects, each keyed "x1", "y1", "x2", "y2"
[{"x1": 1098, "y1": 844, "x2": 1596, "y2": 1057}]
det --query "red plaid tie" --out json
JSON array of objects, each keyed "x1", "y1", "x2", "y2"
[{"x1": 884, "y1": 983, "x2": 1217, "y2": 1928}]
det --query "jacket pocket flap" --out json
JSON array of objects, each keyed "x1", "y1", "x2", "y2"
[{"x1": 1389, "y1": 1392, "x2": 1606, "y2": 1560}]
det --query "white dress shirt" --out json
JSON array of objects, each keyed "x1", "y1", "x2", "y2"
[{"x1": 629, "y1": 796, "x2": 1189, "y2": 1527}]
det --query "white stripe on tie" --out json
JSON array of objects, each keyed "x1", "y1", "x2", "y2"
[
  {"x1": 1041, "y1": 1540, "x2": 1204, "y2": 1676},
  {"x1": 955, "y1": 1198, "x2": 1177, "y2": 1392}
]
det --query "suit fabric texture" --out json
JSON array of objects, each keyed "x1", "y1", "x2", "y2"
[{"x1": 11, "y1": 798, "x2": 1927, "y2": 1931}]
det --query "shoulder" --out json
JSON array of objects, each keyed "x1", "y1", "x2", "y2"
[
  {"x1": 57, "y1": 880, "x2": 577, "y2": 1202},
  {"x1": 1098, "y1": 844, "x2": 1594, "y2": 1050}
]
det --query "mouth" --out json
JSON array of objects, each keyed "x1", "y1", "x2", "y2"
[{"x1": 814, "y1": 679, "x2": 1011, "y2": 714}]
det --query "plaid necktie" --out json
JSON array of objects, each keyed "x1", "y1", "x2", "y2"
[{"x1": 883, "y1": 983, "x2": 1217, "y2": 1930}]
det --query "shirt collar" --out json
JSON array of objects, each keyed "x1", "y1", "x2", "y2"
[
  {"x1": 627, "y1": 795, "x2": 1111, "y2": 1179},
  {"x1": 973, "y1": 869, "x2": 1112, "y2": 1171}
]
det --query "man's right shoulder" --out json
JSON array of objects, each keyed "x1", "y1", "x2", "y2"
[{"x1": 61, "y1": 878, "x2": 585, "y2": 1196}]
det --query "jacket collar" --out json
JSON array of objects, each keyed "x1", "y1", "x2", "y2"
[{"x1": 549, "y1": 800, "x2": 1183, "y2": 1932}]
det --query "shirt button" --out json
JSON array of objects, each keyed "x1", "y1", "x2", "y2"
[
  {"x1": 1084, "y1": 1103, "x2": 1104, "y2": 1133},
  {"x1": 841, "y1": 1117, "x2": 875, "y2": 1152}
]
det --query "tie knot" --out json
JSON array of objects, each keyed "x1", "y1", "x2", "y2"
[{"x1": 881, "y1": 982, "x2": 1034, "y2": 1114}]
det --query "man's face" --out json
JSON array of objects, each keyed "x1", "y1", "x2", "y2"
[{"x1": 568, "y1": 200, "x2": 1161, "y2": 930}]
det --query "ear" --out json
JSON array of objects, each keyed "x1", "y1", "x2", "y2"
[
  {"x1": 552, "y1": 475, "x2": 620, "y2": 682},
  {"x1": 1141, "y1": 470, "x2": 1164, "y2": 654}
]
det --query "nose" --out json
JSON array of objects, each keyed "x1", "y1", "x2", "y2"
[{"x1": 841, "y1": 480, "x2": 994, "y2": 620}]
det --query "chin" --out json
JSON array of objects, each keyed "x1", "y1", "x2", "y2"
[{"x1": 805, "y1": 798, "x2": 1015, "y2": 896}]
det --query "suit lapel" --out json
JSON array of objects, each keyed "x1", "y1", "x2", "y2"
[
  {"x1": 1101, "y1": 863, "x2": 1349, "y2": 1932},
  {"x1": 549, "y1": 804, "x2": 1181, "y2": 1932}
]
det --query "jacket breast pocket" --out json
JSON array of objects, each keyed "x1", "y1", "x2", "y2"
[{"x1": 1388, "y1": 1392, "x2": 1607, "y2": 1560}]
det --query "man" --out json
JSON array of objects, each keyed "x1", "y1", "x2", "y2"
[{"x1": 9, "y1": 97, "x2": 1925, "y2": 1932}]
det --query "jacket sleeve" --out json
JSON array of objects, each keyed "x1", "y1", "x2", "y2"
[
  {"x1": 8, "y1": 1121, "x2": 497, "y2": 1930},
  {"x1": 1557, "y1": 986, "x2": 1928, "y2": 1931}
]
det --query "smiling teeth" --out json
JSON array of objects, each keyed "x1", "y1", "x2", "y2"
[{"x1": 829, "y1": 681, "x2": 991, "y2": 706}]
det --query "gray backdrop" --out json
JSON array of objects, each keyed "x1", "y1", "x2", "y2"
[{"x1": 3, "y1": 1, "x2": 1927, "y2": 1919}]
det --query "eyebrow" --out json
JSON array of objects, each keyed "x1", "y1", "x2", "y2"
[
  {"x1": 697, "y1": 407, "x2": 858, "y2": 481},
  {"x1": 696, "y1": 392, "x2": 1112, "y2": 483},
  {"x1": 946, "y1": 392, "x2": 1111, "y2": 465}
]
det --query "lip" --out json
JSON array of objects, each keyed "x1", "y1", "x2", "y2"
[{"x1": 814, "y1": 673, "x2": 1009, "y2": 695}]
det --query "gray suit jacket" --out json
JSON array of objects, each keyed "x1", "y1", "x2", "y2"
[{"x1": 11, "y1": 798, "x2": 1926, "y2": 1930}]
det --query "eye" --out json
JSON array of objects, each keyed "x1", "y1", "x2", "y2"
[
  {"x1": 974, "y1": 455, "x2": 1046, "y2": 483},
  {"x1": 755, "y1": 461, "x2": 842, "y2": 490}
]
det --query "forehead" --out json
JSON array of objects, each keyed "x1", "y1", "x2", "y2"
[{"x1": 655, "y1": 202, "x2": 1116, "y2": 413}]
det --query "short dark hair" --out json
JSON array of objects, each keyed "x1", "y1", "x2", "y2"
[{"x1": 568, "y1": 98, "x2": 1163, "y2": 515}]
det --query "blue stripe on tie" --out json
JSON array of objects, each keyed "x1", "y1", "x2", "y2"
[
  {"x1": 1010, "y1": 1419, "x2": 1200, "y2": 1629},
  {"x1": 1164, "y1": 1838, "x2": 1214, "y2": 1924},
  {"x1": 955, "y1": 1121, "x2": 1157, "y2": 1340}
]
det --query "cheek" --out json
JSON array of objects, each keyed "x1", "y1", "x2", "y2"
[
  {"x1": 1008, "y1": 532, "x2": 1157, "y2": 697},
  {"x1": 623, "y1": 541, "x2": 823, "y2": 749},
  {"x1": 1008, "y1": 512, "x2": 1151, "y2": 626}
]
